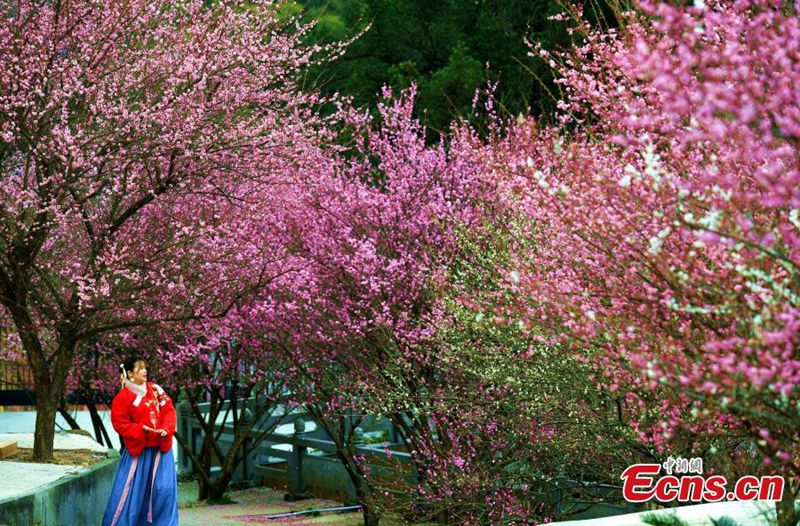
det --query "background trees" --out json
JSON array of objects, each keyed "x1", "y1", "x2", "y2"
[{"x1": 292, "y1": 0, "x2": 623, "y2": 134}]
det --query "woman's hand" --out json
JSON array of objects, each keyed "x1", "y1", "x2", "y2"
[{"x1": 143, "y1": 425, "x2": 168, "y2": 437}]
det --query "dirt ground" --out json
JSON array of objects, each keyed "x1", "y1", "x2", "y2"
[
  {"x1": 178, "y1": 482, "x2": 365, "y2": 526},
  {"x1": 8, "y1": 447, "x2": 108, "y2": 467},
  {"x1": 177, "y1": 482, "x2": 435, "y2": 526}
]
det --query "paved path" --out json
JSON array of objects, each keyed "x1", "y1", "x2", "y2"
[{"x1": 178, "y1": 483, "x2": 363, "y2": 526}]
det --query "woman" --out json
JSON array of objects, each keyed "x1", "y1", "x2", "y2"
[{"x1": 103, "y1": 357, "x2": 179, "y2": 526}]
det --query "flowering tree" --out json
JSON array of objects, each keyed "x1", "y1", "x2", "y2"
[
  {"x1": 499, "y1": 0, "x2": 799, "y2": 522},
  {"x1": 0, "y1": 0, "x2": 342, "y2": 460},
  {"x1": 422, "y1": 219, "x2": 655, "y2": 524},
  {"x1": 240, "y1": 88, "x2": 506, "y2": 524},
  {"x1": 151, "y1": 319, "x2": 296, "y2": 501}
]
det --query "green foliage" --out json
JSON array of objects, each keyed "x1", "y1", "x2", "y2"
[
  {"x1": 363, "y1": 430, "x2": 389, "y2": 445},
  {"x1": 439, "y1": 219, "x2": 654, "y2": 493},
  {"x1": 276, "y1": 0, "x2": 304, "y2": 20},
  {"x1": 298, "y1": 0, "x2": 622, "y2": 136}
]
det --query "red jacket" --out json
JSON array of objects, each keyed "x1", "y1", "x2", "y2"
[{"x1": 111, "y1": 382, "x2": 176, "y2": 457}]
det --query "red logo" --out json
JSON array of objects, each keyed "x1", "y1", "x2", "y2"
[{"x1": 621, "y1": 458, "x2": 784, "y2": 503}]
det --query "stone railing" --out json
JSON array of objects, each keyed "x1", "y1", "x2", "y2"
[
  {"x1": 176, "y1": 396, "x2": 413, "y2": 502},
  {"x1": 176, "y1": 397, "x2": 642, "y2": 520}
]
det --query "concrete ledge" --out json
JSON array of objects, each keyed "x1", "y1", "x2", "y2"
[{"x1": 0, "y1": 456, "x2": 118, "y2": 526}]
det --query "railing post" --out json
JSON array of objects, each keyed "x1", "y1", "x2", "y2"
[
  {"x1": 178, "y1": 391, "x2": 192, "y2": 475},
  {"x1": 354, "y1": 426, "x2": 364, "y2": 447},
  {"x1": 239, "y1": 407, "x2": 253, "y2": 483},
  {"x1": 284, "y1": 418, "x2": 310, "y2": 501}
]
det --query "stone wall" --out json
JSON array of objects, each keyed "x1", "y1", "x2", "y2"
[{"x1": 0, "y1": 457, "x2": 118, "y2": 526}]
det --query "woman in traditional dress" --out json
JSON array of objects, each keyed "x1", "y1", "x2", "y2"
[{"x1": 103, "y1": 356, "x2": 179, "y2": 526}]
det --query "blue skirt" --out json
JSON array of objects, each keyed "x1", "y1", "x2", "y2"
[{"x1": 103, "y1": 447, "x2": 178, "y2": 526}]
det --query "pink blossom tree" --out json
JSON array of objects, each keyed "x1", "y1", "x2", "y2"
[
  {"x1": 499, "y1": 0, "x2": 799, "y2": 522},
  {"x1": 136, "y1": 316, "x2": 296, "y2": 502},
  {"x1": 0, "y1": 0, "x2": 343, "y2": 460},
  {"x1": 240, "y1": 88, "x2": 506, "y2": 525}
]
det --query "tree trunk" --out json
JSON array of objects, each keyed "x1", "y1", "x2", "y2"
[
  {"x1": 197, "y1": 427, "x2": 245, "y2": 502},
  {"x1": 7, "y1": 306, "x2": 56, "y2": 462},
  {"x1": 30, "y1": 340, "x2": 75, "y2": 461},
  {"x1": 33, "y1": 380, "x2": 58, "y2": 462},
  {"x1": 339, "y1": 454, "x2": 379, "y2": 526},
  {"x1": 198, "y1": 461, "x2": 212, "y2": 500},
  {"x1": 777, "y1": 480, "x2": 798, "y2": 526},
  {"x1": 197, "y1": 470, "x2": 234, "y2": 502},
  {"x1": 87, "y1": 400, "x2": 112, "y2": 448},
  {"x1": 205, "y1": 470, "x2": 234, "y2": 502},
  {"x1": 58, "y1": 398, "x2": 81, "y2": 430},
  {"x1": 198, "y1": 476, "x2": 210, "y2": 501},
  {"x1": 362, "y1": 505, "x2": 380, "y2": 526}
]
